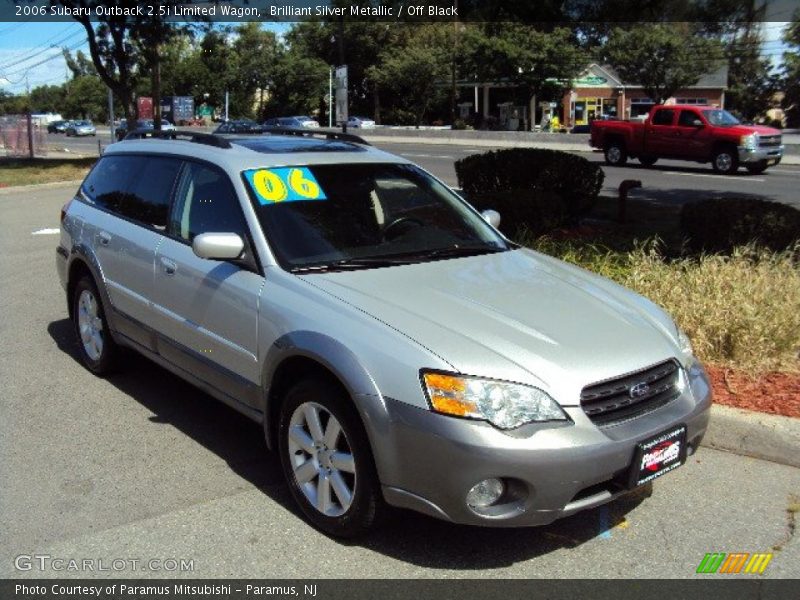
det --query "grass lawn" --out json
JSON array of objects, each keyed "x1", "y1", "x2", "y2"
[{"x1": 0, "y1": 157, "x2": 96, "y2": 188}]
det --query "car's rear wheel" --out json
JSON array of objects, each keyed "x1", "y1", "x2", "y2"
[
  {"x1": 278, "y1": 377, "x2": 383, "y2": 537},
  {"x1": 72, "y1": 276, "x2": 120, "y2": 375},
  {"x1": 712, "y1": 147, "x2": 739, "y2": 174},
  {"x1": 745, "y1": 160, "x2": 768, "y2": 175},
  {"x1": 604, "y1": 141, "x2": 627, "y2": 166}
]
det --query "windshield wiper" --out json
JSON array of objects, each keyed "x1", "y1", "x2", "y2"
[
  {"x1": 398, "y1": 244, "x2": 507, "y2": 260},
  {"x1": 290, "y1": 256, "x2": 417, "y2": 274}
]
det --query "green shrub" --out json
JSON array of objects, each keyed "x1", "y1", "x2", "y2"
[
  {"x1": 455, "y1": 148, "x2": 604, "y2": 234},
  {"x1": 680, "y1": 198, "x2": 800, "y2": 254},
  {"x1": 463, "y1": 189, "x2": 567, "y2": 237}
]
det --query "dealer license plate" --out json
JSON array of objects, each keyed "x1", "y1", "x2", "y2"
[{"x1": 628, "y1": 424, "x2": 687, "y2": 488}]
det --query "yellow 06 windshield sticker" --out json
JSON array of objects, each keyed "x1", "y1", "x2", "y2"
[{"x1": 244, "y1": 167, "x2": 327, "y2": 205}]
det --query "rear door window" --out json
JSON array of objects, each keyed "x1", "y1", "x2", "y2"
[
  {"x1": 651, "y1": 109, "x2": 675, "y2": 126},
  {"x1": 81, "y1": 155, "x2": 181, "y2": 229}
]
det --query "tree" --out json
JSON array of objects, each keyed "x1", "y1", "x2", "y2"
[
  {"x1": 63, "y1": 49, "x2": 97, "y2": 78},
  {"x1": 233, "y1": 23, "x2": 280, "y2": 119},
  {"x1": 462, "y1": 25, "x2": 585, "y2": 128},
  {"x1": 63, "y1": 76, "x2": 107, "y2": 120},
  {"x1": 28, "y1": 85, "x2": 65, "y2": 113},
  {"x1": 603, "y1": 24, "x2": 723, "y2": 103},
  {"x1": 368, "y1": 25, "x2": 450, "y2": 127},
  {"x1": 783, "y1": 11, "x2": 800, "y2": 127}
]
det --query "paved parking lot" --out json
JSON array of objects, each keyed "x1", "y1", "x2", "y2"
[{"x1": 0, "y1": 183, "x2": 798, "y2": 579}]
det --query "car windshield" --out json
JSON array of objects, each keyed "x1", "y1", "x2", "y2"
[
  {"x1": 75, "y1": 121, "x2": 90, "y2": 126},
  {"x1": 244, "y1": 163, "x2": 509, "y2": 271},
  {"x1": 702, "y1": 109, "x2": 740, "y2": 127}
]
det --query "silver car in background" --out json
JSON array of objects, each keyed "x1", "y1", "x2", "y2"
[{"x1": 56, "y1": 130, "x2": 712, "y2": 537}]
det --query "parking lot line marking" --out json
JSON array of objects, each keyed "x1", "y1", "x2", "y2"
[
  {"x1": 664, "y1": 172, "x2": 765, "y2": 183},
  {"x1": 32, "y1": 228, "x2": 60, "y2": 235}
]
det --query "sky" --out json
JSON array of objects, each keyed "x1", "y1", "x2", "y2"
[{"x1": 0, "y1": 20, "x2": 793, "y2": 95}]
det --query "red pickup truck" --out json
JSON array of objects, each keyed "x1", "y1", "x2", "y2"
[{"x1": 590, "y1": 105, "x2": 784, "y2": 175}]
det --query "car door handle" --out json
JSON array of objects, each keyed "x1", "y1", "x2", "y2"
[
  {"x1": 97, "y1": 231, "x2": 111, "y2": 246},
  {"x1": 160, "y1": 258, "x2": 177, "y2": 275}
]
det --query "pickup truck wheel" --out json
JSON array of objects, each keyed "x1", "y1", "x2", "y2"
[
  {"x1": 639, "y1": 156, "x2": 658, "y2": 167},
  {"x1": 604, "y1": 143, "x2": 627, "y2": 166},
  {"x1": 712, "y1": 148, "x2": 739, "y2": 174},
  {"x1": 279, "y1": 378, "x2": 384, "y2": 537},
  {"x1": 745, "y1": 161, "x2": 768, "y2": 175}
]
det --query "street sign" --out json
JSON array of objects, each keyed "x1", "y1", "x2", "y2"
[{"x1": 335, "y1": 65, "x2": 348, "y2": 124}]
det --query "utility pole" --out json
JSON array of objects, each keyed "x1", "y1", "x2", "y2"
[
  {"x1": 224, "y1": 90, "x2": 229, "y2": 122},
  {"x1": 450, "y1": 0, "x2": 459, "y2": 126},
  {"x1": 337, "y1": 18, "x2": 346, "y2": 133},
  {"x1": 328, "y1": 67, "x2": 333, "y2": 128},
  {"x1": 108, "y1": 89, "x2": 115, "y2": 141}
]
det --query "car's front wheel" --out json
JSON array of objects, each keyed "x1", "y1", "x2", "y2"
[
  {"x1": 712, "y1": 147, "x2": 739, "y2": 174},
  {"x1": 278, "y1": 377, "x2": 383, "y2": 537},
  {"x1": 72, "y1": 276, "x2": 120, "y2": 375}
]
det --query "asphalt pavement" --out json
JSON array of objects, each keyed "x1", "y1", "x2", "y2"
[{"x1": 0, "y1": 184, "x2": 798, "y2": 579}]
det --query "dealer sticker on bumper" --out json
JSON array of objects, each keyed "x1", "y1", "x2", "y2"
[{"x1": 629, "y1": 424, "x2": 687, "y2": 488}]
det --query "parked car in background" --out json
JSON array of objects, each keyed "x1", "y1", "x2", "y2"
[
  {"x1": 590, "y1": 105, "x2": 784, "y2": 175},
  {"x1": 65, "y1": 120, "x2": 97, "y2": 137},
  {"x1": 57, "y1": 129, "x2": 711, "y2": 538},
  {"x1": 347, "y1": 116, "x2": 376, "y2": 129},
  {"x1": 213, "y1": 119, "x2": 264, "y2": 134},
  {"x1": 47, "y1": 120, "x2": 70, "y2": 134},
  {"x1": 264, "y1": 116, "x2": 320, "y2": 129},
  {"x1": 115, "y1": 118, "x2": 175, "y2": 141}
]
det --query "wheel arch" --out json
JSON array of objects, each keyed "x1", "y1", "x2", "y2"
[
  {"x1": 261, "y1": 332, "x2": 385, "y2": 452},
  {"x1": 65, "y1": 246, "x2": 118, "y2": 336}
]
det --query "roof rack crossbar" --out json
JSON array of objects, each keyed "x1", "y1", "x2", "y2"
[
  {"x1": 123, "y1": 129, "x2": 232, "y2": 149},
  {"x1": 260, "y1": 127, "x2": 371, "y2": 146}
]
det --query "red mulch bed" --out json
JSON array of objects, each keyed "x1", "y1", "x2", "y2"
[{"x1": 706, "y1": 365, "x2": 800, "y2": 418}]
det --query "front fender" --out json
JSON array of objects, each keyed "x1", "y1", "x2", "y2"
[{"x1": 260, "y1": 331, "x2": 388, "y2": 450}]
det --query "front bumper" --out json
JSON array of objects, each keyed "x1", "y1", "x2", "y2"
[
  {"x1": 738, "y1": 145, "x2": 784, "y2": 164},
  {"x1": 377, "y1": 362, "x2": 712, "y2": 527}
]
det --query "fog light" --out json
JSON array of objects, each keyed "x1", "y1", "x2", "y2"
[{"x1": 466, "y1": 478, "x2": 505, "y2": 508}]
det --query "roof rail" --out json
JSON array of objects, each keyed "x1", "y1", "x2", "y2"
[
  {"x1": 260, "y1": 127, "x2": 371, "y2": 146},
  {"x1": 123, "y1": 129, "x2": 232, "y2": 149}
]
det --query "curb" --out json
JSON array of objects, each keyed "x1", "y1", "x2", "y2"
[{"x1": 702, "y1": 404, "x2": 800, "y2": 468}]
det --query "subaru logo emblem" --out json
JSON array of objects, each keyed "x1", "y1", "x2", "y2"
[{"x1": 629, "y1": 382, "x2": 650, "y2": 399}]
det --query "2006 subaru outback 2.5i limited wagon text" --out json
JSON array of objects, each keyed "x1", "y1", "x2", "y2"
[{"x1": 56, "y1": 129, "x2": 712, "y2": 537}]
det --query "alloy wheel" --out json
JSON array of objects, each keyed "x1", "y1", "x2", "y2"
[
  {"x1": 77, "y1": 289, "x2": 104, "y2": 361},
  {"x1": 287, "y1": 402, "x2": 357, "y2": 517}
]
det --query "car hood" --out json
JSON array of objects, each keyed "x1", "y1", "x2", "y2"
[
  {"x1": 299, "y1": 249, "x2": 681, "y2": 405},
  {"x1": 724, "y1": 124, "x2": 781, "y2": 137}
]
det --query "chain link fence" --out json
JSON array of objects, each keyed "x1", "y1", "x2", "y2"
[{"x1": 0, "y1": 115, "x2": 48, "y2": 158}]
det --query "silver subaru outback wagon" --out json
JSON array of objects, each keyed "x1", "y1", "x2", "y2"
[{"x1": 56, "y1": 130, "x2": 712, "y2": 537}]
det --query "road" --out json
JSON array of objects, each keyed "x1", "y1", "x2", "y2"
[
  {"x1": 0, "y1": 183, "x2": 798, "y2": 579},
  {"x1": 46, "y1": 132, "x2": 800, "y2": 209}
]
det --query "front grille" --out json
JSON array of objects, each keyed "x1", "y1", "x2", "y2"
[
  {"x1": 581, "y1": 360, "x2": 681, "y2": 427},
  {"x1": 759, "y1": 135, "x2": 782, "y2": 148}
]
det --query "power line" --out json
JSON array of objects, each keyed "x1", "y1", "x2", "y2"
[{"x1": 0, "y1": 27, "x2": 84, "y2": 71}]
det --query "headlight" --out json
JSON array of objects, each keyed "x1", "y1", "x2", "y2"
[
  {"x1": 421, "y1": 371, "x2": 568, "y2": 429},
  {"x1": 740, "y1": 133, "x2": 758, "y2": 150}
]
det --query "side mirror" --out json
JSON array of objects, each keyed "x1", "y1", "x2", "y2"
[
  {"x1": 192, "y1": 232, "x2": 244, "y2": 261},
  {"x1": 692, "y1": 119, "x2": 704, "y2": 127},
  {"x1": 481, "y1": 209, "x2": 501, "y2": 229}
]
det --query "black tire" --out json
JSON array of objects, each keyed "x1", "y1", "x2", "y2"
[
  {"x1": 604, "y1": 141, "x2": 627, "y2": 166},
  {"x1": 711, "y1": 147, "x2": 739, "y2": 174},
  {"x1": 639, "y1": 156, "x2": 658, "y2": 167},
  {"x1": 72, "y1": 276, "x2": 120, "y2": 375},
  {"x1": 745, "y1": 160, "x2": 768, "y2": 175},
  {"x1": 278, "y1": 377, "x2": 383, "y2": 537}
]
